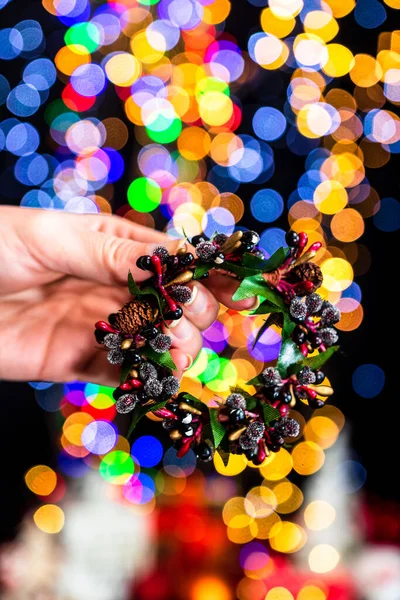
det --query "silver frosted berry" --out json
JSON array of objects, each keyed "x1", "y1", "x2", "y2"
[
  {"x1": 153, "y1": 246, "x2": 169, "y2": 264},
  {"x1": 290, "y1": 296, "x2": 308, "y2": 320},
  {"x1": 274, "y1": 417, "x2": 300, "y2": 438},
  {"x1": 107, "y1": 349, "x2": 124, "y2": 365},
  {"x1": 149, "y1": 333, "x2": 172, "y2": 353},
  {"x1": 305, "y1": 293, "x2": 323, "y2": 315},
  {"x1": 144, "y1": 379, "x2": 163, "y2": 398},
  {"x1": 195, "y1": 240, "x2": 218, "y2": 263},
  {"x1": 139, "y1": 362, "x2": 158, "y2": 381},
  {"x1": 103, "y1": 333, "x2": 122, "y2": 349},
  {"x1": 246, "y1": 421, "x2": 265, "y2": 442},
  {"x1": 321, "y1": 303, "x2": 341, "y2": 326},
  {"x1": 226, "y1": 393, "x2": 246, "y2": 410},
  {"x1": 262, "y1": 367, "x2": 282, "y2": 387},
  {"x1": 116, "y1": 394, "x2": 137, "y2": 414},
  {"x1": 162, "y1": 376, "x2": 180, "y2": 397},
  {"x1": 239, "y1": 433, "x2": 256, "y2": 451},
  {"x1": 297, "y1": 366, "x2": 316, "y2": 385},
  {"x1": 320, "y1": 327, "x2": 339, "y2": 346},
  {"x1": 169, "y1": 285, "x2": 193, "y2": 304}
]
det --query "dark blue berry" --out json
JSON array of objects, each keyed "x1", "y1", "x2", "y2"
[
  {"x1": 315, "y1": 370, "x2": 324, "y2": 384},
  {"x1": 196, "y1": 442, "x2": 213, "y2": 462},
  {"x1": 229, "y1": 408, "x2": 246, "y2": 423},
  {"x1": 191, "y1": 234, "x2": 208, "y2": 246},
  {"x1": 141, "y1": 325, "x2": 159, "y2": 340},
  {"x1": 95, "y1": 329, "x2": 106, "y2": 344},
  {"x1": 293, "y1": 328, "x2": 306, "y2": 344},
  {"x1": 127, "y1": 351, "x2": 142, "y2": 365},
  {"x1": 108, "y1": 313, "x2": 118, "y2": 326},
  {"x1": 164, "y1": 306, "x2": 183, "y2": 320},
  {"x1": 178, "y1": 252, "x2": 194, "y2": 267},
  {"x1": 283, "y1": 392, "x2": 292, "y2": 404},
  {"x1": 166, "y1": 255, "x2": 179, "y2": 270},
  {"x1": 285, "y1": 231, "x2": 299, "y2": 247},
  {"x1": 136, "y1": 255, "x2": 153, "y2": 271}
]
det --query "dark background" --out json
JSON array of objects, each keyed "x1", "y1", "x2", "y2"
[{"x1": 1, "y1": 0, "x2": 398, "y2": 543}]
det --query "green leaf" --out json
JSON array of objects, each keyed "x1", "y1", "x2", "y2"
[
  {"x1": 127, "y1": 400, "x2": 168, "y2": 439},
  {"x1": 217, "y1": 447, "x2": 231, "y2": 467},
  {"x1": 262, "y1": 403, "x2": 281, "y2": 425},
  {"x1": 253, "y1": 313, "x2": 284, "y2": 349},
  {"x1": 252, "y1": 300, "x2": 284, "y2": 315},
  {"x1": 193, "y1": 262, "x2": 213, "y2": 279},
  {"x1": 303, "y1": 345, "x2": 339, "y2": 371},
  {"x1": 128, "y1": 271, "x2": 142, "y2": 297},
  {"x1": 232, "y1": 276, "x2": 287, "y2": 309},
  {"x1": 221, "y1": 261, "x2": 260, "y2": 279},
  {"x1": 243, "y1": 253, "x2": 270, "y2": 270},
  {"x1": 282, "y1": 312, "x2": 296, "y2": 341},
  {"x1": 209, "y1": 409, "x2": 227, "y2": 449},
  {"x1": 246, "y1": 374, "x2": 263, "y2": 386},
  {"x1": 144, "y1": 345, "x2": 177, "y2": 371},
  {"x1": 261, "y1": 247, "x2": 288, "y2": 272},
  {"x1": 277, "y1": 339, "x2": 304, "y2": 378}
]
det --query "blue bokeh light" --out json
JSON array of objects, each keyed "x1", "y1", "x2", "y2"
[{"x1": 352, "y1": 364, "x2": 385, "y2": 398}]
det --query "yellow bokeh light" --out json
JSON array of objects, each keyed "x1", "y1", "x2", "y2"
[
  {"x1": 350, "y1": 54, "x2": 382, "y2": 87},
  {"x1": 331, "y1": 208, "x2": 365, "y2": 242},
  {"x1": 313, "y1": 180, "x2": 348, "y2": 214},
  {"x1": 270, "y1": 521, "x2": 307, "y2": 553},
  {"x1": 292, "y1": 442, "x2": 325, "y2": 475},
  {"x1": 33, "y1": 505, "x2": 65, "y2": 534},
  {"x1": 323, "y1": 44, "x2": 355, "y2": 77},
  {"x1": 304, "y1": 416, "x2": 339, "y2": 449},
  {"x1": 105, "y1": 52, "x2": 141, "y2": 87},
  {"x1": 273, "y1": 481, "x2": 304, "y2": 514},
  {"x1": 297, "y1": 586, "x2": 326, "y2": 600},
  {"x1": 304, "y1": 11, "x2": 339, "y2": 42},
  {"x1": 245, "y1": 486, "x2": 277, "y2": 518},
  {"x1": 191, "y1": 576, "x2": 232, "y2": 600},
  {"x1": 260, "y1": 448, "x2": 293, "y2": 480},
  {"x1": 308, "y1": 544, "x2": 340, "y2": 573},
  {"x1": 25, "y1": 466, "x2": 57, "y2": 496},
  {"x1": 265, "y1": 587, "x2": 294, "y2": 600},
  {"x1": 321, "y1": 257, "x2": 354, "y2": 292},
  {"x1": 261, "y1": 8, "x2": 296, "y2": 38},
  {"x1": 215, "y1": 452, "x2": 247, "y2": 476},
  {"x1": 324, "y1": 0, "x2": 355, "y2": 17},
  {"x1": 199, "y1": 91, "x2": 233, "y2": 126},
  {"x1": 304, "y1": 501, "x2": 336, "y2": 531}
]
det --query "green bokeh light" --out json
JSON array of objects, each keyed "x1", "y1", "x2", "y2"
[
  {"x1": 64, "y1": 23, "x2": 100, "y2": 53},
  {"x1": 99, "y1": 450, "x2": 135, "y2": 485},
  {"x1": 145, "y1": 117, "x2": 182, "y2": 144},
  {"x1": 127, "y1": 177, "x2": 162, "y2": 212}
]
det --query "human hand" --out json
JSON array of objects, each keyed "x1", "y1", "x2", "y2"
[{"x1": 0, "y1": 206, "x2": 257, "y2": 385}]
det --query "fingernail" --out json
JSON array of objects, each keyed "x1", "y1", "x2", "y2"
[
  {"x1": 183, "y1": 354, "x2": 193, "y2": 371},
  {"x1": 169, "y1": 317, "x2": 182, "y2": 329},
  {"x1": 170, "y1": 318, "x2": 192, "y2": 341},
  {"x1": 248, "y1": 296, "x2": 260, "y2": 311},
  {"x1": 185, "y1": 284, "x2": 198, "y2": 307}
]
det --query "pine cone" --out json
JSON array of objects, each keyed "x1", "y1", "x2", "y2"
[
  {"x1": 286, "y1": 262, "x2": 323, "y2": 293},
  {"x1": 114, "y1": 299, "x2": 156, "y2": 336}
]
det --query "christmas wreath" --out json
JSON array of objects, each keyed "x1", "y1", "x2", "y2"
[{"x1": 94, "y1": 230, "x2": 340, "y2": 467}]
